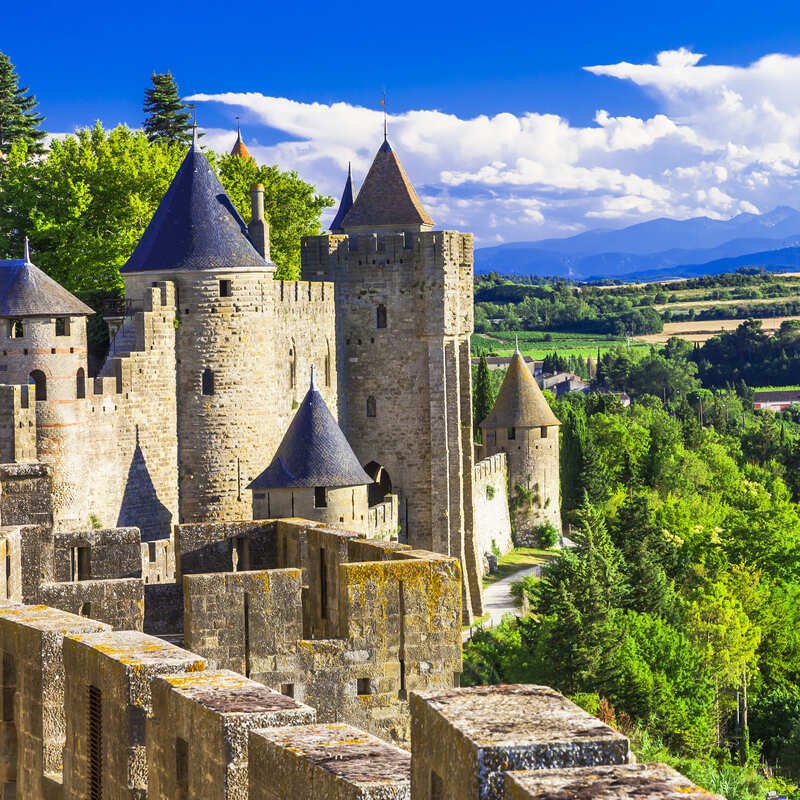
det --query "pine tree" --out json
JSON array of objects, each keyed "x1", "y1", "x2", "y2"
[
  {"x1": 143, "y1": 72, "x2": 193, "y2": 146},
  {"x1": 0, "y1": 51, "x2": 45, "y2": 156},
  {"x1": 473, "y1": 353, "x2": 494, "y2": 442}
]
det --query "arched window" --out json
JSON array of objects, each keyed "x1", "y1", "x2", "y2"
[
  {"x1": 9, "y1": 320, "x2": 23, "y2": 339},
  {"x1": 366, "y1": 396, "x2": 376, "y2": 418},
  {"x1": 201, "y1": 368, "x2": 215, "y2": 396},
  {"x1": 376, "y1": 304, "x2": 387, "y2": 329},
  {"x1": 289, "y1": 341, "x2": 297, "y2": 389},
  {"x1": 76, "y1": 368, "x2": 86, "y2": 399},
  {"x1": 29, "y1": 370, "x2": 46, "y2": 401}
]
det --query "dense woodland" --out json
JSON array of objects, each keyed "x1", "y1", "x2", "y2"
[{"x1": 467, "y1": 346, "x2": 800, "y2": 799}]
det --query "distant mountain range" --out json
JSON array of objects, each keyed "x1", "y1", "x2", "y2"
[{"x1": 474, "y1": 206, "x2": 800, "y2": 281}]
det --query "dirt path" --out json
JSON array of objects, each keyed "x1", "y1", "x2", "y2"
[{"x1": 463, "y1": 564, "x2": 542, "y2": 642}]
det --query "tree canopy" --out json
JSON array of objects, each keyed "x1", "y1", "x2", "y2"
[
  {"x1": 0, "y1": 123, "x2": 333, "y2": 291},
  {"x1": 0, "y1": 50, "x2": 45, "y2": 156}
]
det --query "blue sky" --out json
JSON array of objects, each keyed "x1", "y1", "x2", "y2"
[{"x1": 7, "y1": 0, "x2": 800, "y2": 242}]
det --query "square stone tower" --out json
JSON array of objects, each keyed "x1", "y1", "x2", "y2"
[{"x1": 302, "y1": 139, "x2": 483, "y2": 618}]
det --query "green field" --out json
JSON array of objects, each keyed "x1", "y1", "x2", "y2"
[{"x1": 472, "y1": 330, "x2": 651, "y2": 359}]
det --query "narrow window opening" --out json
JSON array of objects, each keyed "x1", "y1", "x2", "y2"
[
  {"x1": 55, "y1": 317, "x2": 69, "y2": 336},
  {"x1": 541, "y1": 426, "x2": 547, "y2": 438},
  {"x1": 72, "y1": 546, "x2": 90, "y2": 581},
  {"x1": 8, "y1": 320, "x2": 23, "y2": 339},
  {"x1": 148, "y1": 542, "x2": 156, "y2": 563},
  {"x1": 77, "y1": 367, "x2": 86, "y2": 399},
  {"x1": 243, "y1": 591, "x2": 251, "y2": 677},
  {"x1": 88, "y1": 685, "x2": 102, "y2": 800},
  {"x1": 201, "y1": 368, "x2": 214, "y2": 396},
  {"x1": 507, "y1": 427, "x2": 516, "y2": 441},
  {"x1": 398, "y1": 580, "x2": 407, "y2": 699},
  {"x1": 376, "y1": 304, "x2": 387, "y2": 329},
  {"x1": 280, "y1": 683, "x2": 295, "y2": 699},
  {"x1": 357, "y1": 678, "x2": 372, "y2": 696},
  {"x1": 80, "y1": 602, "x2": 92, "y2": 618},
  {"x1": 4, "y1": 554, "x2": 10, "y2": 600},
  {"x1": 314, "y1": 487, "x2": 327, "y2": 509},
  {"x1": 29, "y1": 370, "x2": 46, "y2": 401},
  {"x1": 175, "y1": 736, "x2": 189, "y2": 798},
  {"x1": 219, "y1": 279, "x2": 233, "y2": 297},
  {"x1": 319, "y1": 548, "x2": 328, "y2": 621},
  {"x1": 366, "y1": 395, "x2": 376, "y2": 418}
]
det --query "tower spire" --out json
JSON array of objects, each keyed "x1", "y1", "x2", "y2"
[
  {"x1": 191, "y1": 118, "x2": 198, "y2": 150},
  {"x1": 381, "y1": 90, "x2": 388, "y2": 141},
  {"x1": 310, "y1": 364, "x2": 317, "y2": 391},
  {"x1": 23, "y1": 236, "x2": 31, "y2": 264}
]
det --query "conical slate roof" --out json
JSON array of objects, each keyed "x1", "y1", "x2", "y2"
[
  {"x1": 330, "y1": 163, "x2": 354, "y2": 233},
  {"x1": 0, "y1": 243, "x2": 93, "y2": 317},
  {"x1": 122, "y1": 138, "x2": 267, "y2": 273},
  {"x1": 248, "y1": 373, "x2": 372, "y2": 490},
  {"x1": 481, "y1": 349, "x2": 560, "y2": 429},
  {"x1": 230, "y1": 126, "x2": 253, "y2": 161},
  {"x1": 341, "y1": 139, "x2": 433, "y2": 230}
]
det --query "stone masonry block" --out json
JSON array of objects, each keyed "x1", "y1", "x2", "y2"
[{"x1": 410, "y1": 685, "x2": 631, "y2": 800}]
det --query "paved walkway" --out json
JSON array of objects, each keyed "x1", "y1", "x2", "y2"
[{"x1": 463, "y1": 564, "x2": 543, "y2": 642}]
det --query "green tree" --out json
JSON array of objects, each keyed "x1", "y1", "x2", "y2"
[
  {"x1": 473, "y1": 354, "x2": 493, "y2": 441},
  {"x1": 143, "y1": 72, "x2": 193, "y2": 146},
  {"x1": 217, "y1": 152, "x2": 333, "y2": 280},
  {"x1": 0, "y1": 124, "x2": 185, "y2": 292},
  {"x1": 0, "y1": 50, "x2": 45, "y2": 156}
]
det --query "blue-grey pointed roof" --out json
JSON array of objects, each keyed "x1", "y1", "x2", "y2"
[
  {"x1": 0, "y1": 246, "x2": 94, "y2": 317},
  {"x1": 122, "y1": 142, "x2": 267, "y2": 273},
  {"x1": 248, "y1": 375, "x2": 371, "y2": 490},
  {"x1": 330, "y1": 163, "x2": 354, "y2": 233}
]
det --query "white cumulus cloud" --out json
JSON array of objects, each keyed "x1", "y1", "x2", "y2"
[{"x1": 187, "y1": 50, "x2": 800, "y2": 244}]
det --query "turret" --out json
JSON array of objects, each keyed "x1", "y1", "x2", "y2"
[
  {"x1": 0, "y1": 239, "x2": 92, "y2": 402},
  {"x1": 249, "y1": 369, "x2": 372, "y2": 530},
  {"x1": 329, "y1": 163, "x2": 354, "y2": 234},
  {"x1": 480, "y1": 346, "x2": 561, "y2": 538},
  {"x1": 0, "y1": 239, "x2": 93, "y2": 529}
]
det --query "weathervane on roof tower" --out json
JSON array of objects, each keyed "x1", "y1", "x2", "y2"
[{"x1": 381, "y1": 89, "x2": 388, "y2": 141}]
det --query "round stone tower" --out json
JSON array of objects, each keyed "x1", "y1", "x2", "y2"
[
  {"x1": 480, "y1": 347, "x2": 561, "y2": 540},
  {"x1": 120, "y1": 134, "x2": 278, "y2": 523},
  {"x1": 249, "y1": 369, "x2": 372, "y2": 531},
  {"x1": 0, "y1": 240, "x2": 94, "y2": 527}
]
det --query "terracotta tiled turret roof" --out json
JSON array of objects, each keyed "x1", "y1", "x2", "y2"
[
  {"x1": 230, "y1": 125, "x2": 253, "y2": 161},
  {"x1": 248, "y1": 370, "x2": 372, "y2": 490},
  {"x1": 0, "y1": 240, "x2": 94, "y2": 317},
  {"x1": 122, "y1": 134, "x2": 267, "y2": 273},
  {"x1": 330, "y1": 163, "x2": 355, "y2": 233},
  {"x1": 481, "y1": 348, "x2": 561, "y2": 429},
  {"x1": 341, "y1": 139, "x2": 433, "y2": 230}
]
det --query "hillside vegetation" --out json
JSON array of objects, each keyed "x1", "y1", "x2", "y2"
[{"x1": 465, "y1": 387, "x2": 800, "y2": 799}]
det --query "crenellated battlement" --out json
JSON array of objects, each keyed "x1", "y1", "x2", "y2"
[
  {"x1": 274, "y1": 279, "x2": 333, "y2": 305},
  {"x1": 301, "y1": 230, "x2": 473, "y2": 279},
  {"x1": 473, "y1": 452, "x2": 507, "y2": 482}
]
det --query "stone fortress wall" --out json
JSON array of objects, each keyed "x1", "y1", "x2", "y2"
[
  {"x1": 0, "y1": 597, "x2": 723, "y2": 800},
  {"x1": 123, "y1": 271, "x2": 338, "y2": 526},
  {"x1": 472, "y1": 453, "x2": 514, "y2": 556},
  {"x1": 0, "y1": 282, "x2": 179, "y2": 540}
]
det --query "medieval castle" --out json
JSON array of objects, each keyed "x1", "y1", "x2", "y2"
[{"x1": 0, "y1": 127, "x2": 712, "y2": 798}]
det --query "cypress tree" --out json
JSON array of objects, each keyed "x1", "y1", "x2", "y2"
[
  {"x1": 143, "y1": 72, "x2": 193, "y2": 146},
  {"x1": 0, "y1": 51, "x2": 45, "y2": 156},
  {"x1": 473, "y1": 353, "x2": 494, "y2": 442}
]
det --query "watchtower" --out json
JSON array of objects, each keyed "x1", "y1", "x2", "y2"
[
  {"x1": 0, "y1": 241, "x2": 93, "y2": 528},
  {"x1": 120, "y1": 135, "x2": 278, "y2": 523},
  {"x1": 480, "y1": 347, "x2": 561, "y2": 537},
  {"x1": 301, "y1": 138, "x2": 483, "y2": 618}
]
